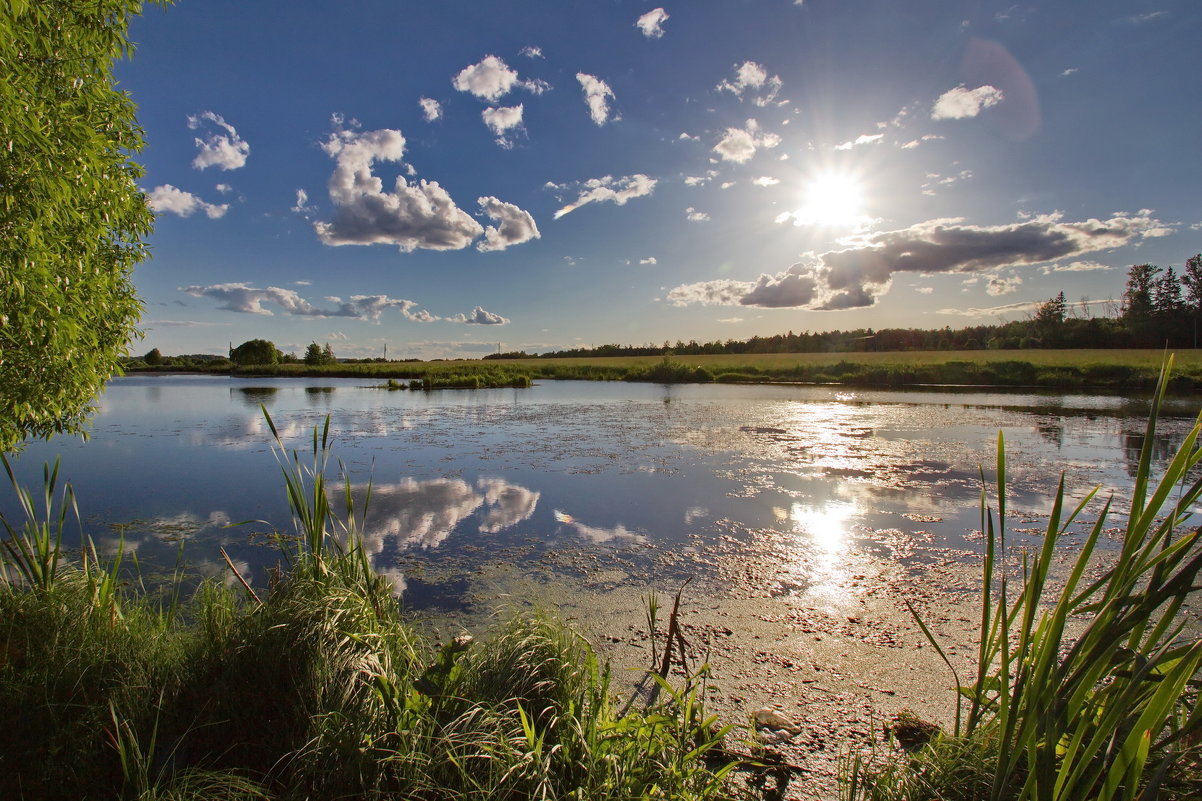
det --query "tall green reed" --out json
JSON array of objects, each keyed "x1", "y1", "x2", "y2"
[{"x1": 848, "y1": 354, "x2": 1202, "y2": 801}]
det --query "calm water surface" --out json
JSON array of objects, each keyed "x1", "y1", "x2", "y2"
[{"x1": 2, "y1": 376, "x2": 1198, "y2": 610}]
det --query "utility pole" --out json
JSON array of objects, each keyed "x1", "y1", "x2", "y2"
[{"x1": 384, "y1": 343, "x2": 388, "y2": 361}]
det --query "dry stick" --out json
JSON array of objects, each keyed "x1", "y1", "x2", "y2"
[{"x1": 220, "y1": 546, "x2": 262, "y2": 606}]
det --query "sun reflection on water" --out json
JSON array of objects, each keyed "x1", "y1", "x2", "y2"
[{"x1": 775, "y1": 499, "x2": 859, "y2": 607}]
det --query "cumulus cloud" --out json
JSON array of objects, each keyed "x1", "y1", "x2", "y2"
[
  {"x1": 716, "y1": 61, "x2": 783, "y2": 106},
  {"x1": 452, "y1": 55, "x2": 548, "y2": 101},
  {"x1": 180, "y1": 283, "x2": 439, "y2": 321},
  {"x1": 447, "y1": 305, "x2": 510, "y2": 325},
  {"x1": 312, "y1": 119, "x2": 535, "y2": 253},
  {"x1": 576, "y1": 73, "x2": 616, "y2": 125},
  {"x1": 640, "y1": 257, "x2": 657, "y2": 265},
  {"x1": 752, "y1": 176, "x2": 780, "y2": 187},
  {"x1": 666, "y1": 211, "x2": 1169, "y2": 311},
  {"x1": 684, "y1": 170, "x2": 718, "y2": 186},
  {"x1": 476, "y1": 196, "x2": 541, "y2": 252},
  {"x1": 1043, "y1": 260, "x2": 1110, "y2": 273},
  {"x1": 549, "y1": 174, "x2": 657, "y2": 219},
  {"x1": 713, "y1": 119, "x2": 780, "y2": 163},
  {"x1": 147, "y1": 184, "x2": 228, "y2": 218},
  {"x1": 215, "y1": 183, "x2": 232, "y2": 194},
  {"x1": 419, "y1": 97, "x2": 442, "y2": 122},
  {"x1": 685, "y1": 207, "x2": 710, "y2": 222},
  {"x1": 187, "y1": 111, "x2": 249, "y2": 171},
  {"x1": 932, "y1": 84, "x2": 1005, "y2": 120},
  {"x1": 520, "y1": 45, "x2": 543, "y2": 59},
  {"x1": 834, "y1": 133, "x2": 884, "y2": 150},
  {"x1": 636, "y1": 7, "x2": 669, "y2": 38},
  {"x1": 481, "y1": 104, "x2": 525, "y2": 147},
  {"x1": 987, "y1": 274, "x2": 1022, "y2": 295}
]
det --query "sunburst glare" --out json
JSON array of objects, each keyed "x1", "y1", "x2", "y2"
[{"x1": 779, "y1": 170, "x2": 872, "y2": 231}]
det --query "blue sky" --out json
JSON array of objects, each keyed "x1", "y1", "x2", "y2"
[{"x1": 120, "y1": 0, "x2": 1202, "y2": 359}]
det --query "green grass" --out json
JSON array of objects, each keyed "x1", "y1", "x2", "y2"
[
  {"x1": 150, "y1": 349, "x2": 1202, "y2": 390},
  {"x1": 843, "y1": 355, "x2": 1202, "y2": 801},
  {"x1": 0, "y1": 412, "x2": 745, "y2": 801}
]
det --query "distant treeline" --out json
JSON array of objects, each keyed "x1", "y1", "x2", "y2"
[{"x1": 487, "y1": 258, "x2": 1202, "y2": 359}]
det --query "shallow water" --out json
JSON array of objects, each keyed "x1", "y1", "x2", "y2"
[{"x1": 2, "y1": 375, "x2": 1197, "y2": 611}]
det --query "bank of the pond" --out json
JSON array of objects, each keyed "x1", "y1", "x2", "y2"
[{"x1": 127, "y1": 349, "x2": 1202, "y2": 392}]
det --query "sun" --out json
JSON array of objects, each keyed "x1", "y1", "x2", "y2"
[{"x1": 785, "y1": 170, "x2": 870, "y2": 230}]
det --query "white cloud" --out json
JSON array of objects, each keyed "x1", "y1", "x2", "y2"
[
  {"x1": 448, "y1": 305, "x2": 510, "y2": 325},
  {"x1": 481, "y1": 104, "x2": 525, "y2": 147},
  {"x1": 666, "y1": 211, "x2": 1170, "y2": 311},
  {"x1": 716, "y1": 61, "x2": 783, "y2": 107},
  {"x1": 550, "y1": 174, "x2": 657, "y2": 219},
  {"x1": 187, "y1": 111, "x2": 249, "y2": 171},
  {"x1": 921, "y1": 169, "x2": 974, "y2": 195},
  {"x1": 215, "y1": 183, "x2": 232, "y2": 194},
  {"x1": 181, "y1": 283, "x2": 439, "y2": 321},
  {"x1": 752, "y1": 176, "x2": 780, "y2": 187},
  {"x1": 986, "y1": 274, "x2": 1022, "y2": 296},
  {"x1": 686, "y1": 207, "x2": 710, "y2": 222},
  {"x1": 678, "y1": 132, "x2": 700, "y2": 142},
  {"x1": 476, "y1": 195, "x2": 541, "y2": 252},
  {"x1": 834, "y1": 133, "x2": 884, "y2": 150},
  {"x1": 312, "y1": 120, "x2": 528, "y2": 253},
  {"x1": 576, "y1": 73, "x2": 616, "y2": 125},
  {"x1": 147, "y1": 184, "x2": 228, "y2": 219},
  {"x1": 713, "y1": 119, "x2": 781, "y2": 163},
  {"x1": 419, "y1": 97, "x2": 442, "y2": 122},
  {"x1": 291, "y1": 188, "x2": 315, "y2": 216},
  {"x1": 718, "y1": 317, "x2": 743, "y2": 323},
  {"x1": 901, "y1": 134, "x2": 944, "y2": 149},
  {"x1": 915, "y1": 286, "x2": 934, "y2": 294},
  {"x1": 932, "y1": 84, "x2": 1005, "y2": 120},
  {"x1": 720, "y1": 181, "x2": 736, "y2": 189},
  {"x1": 1043, "y1": 259, "x2": 1110, "y2": 273},
  {"x1": 519, "y1": 45, "x2": 543, "y2": 59},
  {"x1": 553, "y1": 510, "x2": 645, "y2": 544},
  {"x1": 1060, "y1": 67, "x2": 1078, "y2": 77},
  {"x1": 935, "y1": 300, "x2": 1040, "y2": 318},
  {"x1": 636, "y1": 7, "x2": 669, "y2": 38},
  {"x1": 684, "y1": 170, "x2": 719, "y2": 186},
  {"x1": 452, "y1": 55, "x2": 548, "y2": 101},
  {"x1": 640, "y1": 257, "x2": 657, "y2": 265}
]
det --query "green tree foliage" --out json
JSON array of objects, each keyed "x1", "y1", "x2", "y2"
[
  {"x1": 303, "y1": 342, "x2": 337, "y2": 366},
  {"x1": 0, "y1": 0, "x2": 170, "y2": 452},
  {"x1": 143, "y1": 347, "x2": 163, "y2": 366},
  {"x1": 230, "y1": 339, "x2": 283, "y2": 366}
]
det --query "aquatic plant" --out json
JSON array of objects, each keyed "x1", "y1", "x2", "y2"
[
  {"x1": 0, "y1": 412, "x2": 745, "y2": 801},
  {"x1": 844, "y1": 355, "x2": 1202, "y2": 801}
]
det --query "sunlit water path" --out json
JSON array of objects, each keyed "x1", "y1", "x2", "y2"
[{"x1": 2, "y1": 375, "x2": 1197, "y2": 612}]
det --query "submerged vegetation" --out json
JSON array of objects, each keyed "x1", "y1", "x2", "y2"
[
  {"x1": 4, "y1": 359, "x2": 1201, "y2": 799},
  {"x1": 0, "y1": 416, "x2": 739, "y2": 801},
  {"x1": 844, "y1": 357, "x2": 1202, "y2": 801}
]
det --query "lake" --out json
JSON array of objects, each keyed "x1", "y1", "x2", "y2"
[{"x1": 2, "y1": 375, "x2": 1197, "y2": 612}]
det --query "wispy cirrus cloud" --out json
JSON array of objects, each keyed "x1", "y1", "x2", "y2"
[
  {"x1": 187, "y1": 111, "x2": 250, "y2": 171},
  {"x1": 667, "y1": 211, "x2": 1171, "y2": 311},
  {"x1": 635, "y1": 7, "x2": 669, "y2": 38},
  {"x1": 576, "y1": 73, "x2": 617, "y2": 125},
  {"x1": 548, "y1": 174, "x2": 657, "y2": 219},
  {"x1": 147, "y1": 184, "x2": 228, "y2": 218}
]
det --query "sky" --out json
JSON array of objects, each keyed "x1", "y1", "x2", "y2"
[{"x1": 118, "y1": 0, "x2": 1202, "y2": 360}]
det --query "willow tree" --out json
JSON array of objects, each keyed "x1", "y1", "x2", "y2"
[{"x1": 0, "y1": 0, "x2": 168, "y2": 451}]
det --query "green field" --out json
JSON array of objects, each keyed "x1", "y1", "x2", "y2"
[{"x1": 204, "y1": 349, "x2": 1202, "y2": 390}]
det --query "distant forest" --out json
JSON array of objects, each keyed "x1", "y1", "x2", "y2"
[{"x1": 489, "y1": 257, "x2": 1202, "y2": 359}]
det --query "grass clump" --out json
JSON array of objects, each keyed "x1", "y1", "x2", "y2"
[
  {"x1": 0, "y1": 412, "x2": 746, "y2": 801},
  {"x1": 845, "y1": 355, "x2": 1202, "y2": 801}
]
